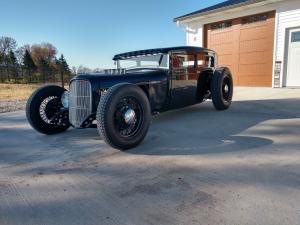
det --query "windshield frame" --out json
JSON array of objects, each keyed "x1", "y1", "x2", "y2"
[{"x1": 115, "y1": 53, "x2": 169, "y2": 70}]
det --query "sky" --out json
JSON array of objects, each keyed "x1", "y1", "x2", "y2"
[{"x1": 0, "y1": 0, "x2": 223, "y2": 69}]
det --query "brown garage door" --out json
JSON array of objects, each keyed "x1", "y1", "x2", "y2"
[{"x1": 204, "y1": 11, "x2": 275, "y2": 86}]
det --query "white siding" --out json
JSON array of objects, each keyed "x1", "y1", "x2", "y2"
[
  {"x1": 275, "y1": 1, "x2": 300, "y2": 61},
  {"x1": 186, "y1": 24, "x2": 203, "y2": 47}
]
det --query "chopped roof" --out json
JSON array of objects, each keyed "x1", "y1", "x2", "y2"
[
  {"x1": 174, "y1": 0, "x2": 265, "y2": 22},
  {"x1": 113, "y1": 46, "x2": 214, "y2": 60}
]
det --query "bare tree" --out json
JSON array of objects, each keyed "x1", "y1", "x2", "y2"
[
  {"x1": 31, "y1": 43, "x2": 57, "y2": 83},
  {"x1": 77, "y1": 65, "x2": 92, "y2": 74},
  {"x1": 0, "y1": 37, "x2": 17, "y2": 81},
  {"x1": 0, "y1": 36, "x2": 74, "y2": 84},
  {"x1": 0, "y1": 52, "x2": 4, "y2": 82},
  {"x1": 15, "y1": 46, "x2": 27, "y2": 79},
  {"x1": 31, "y1": 43, "x2": 57, "y2": 64},
  {"x1": 15, "y1": 45, "x2": 30, "y2": 65},
  {"x1": 71, "y1": 66, "x2": 77, "y2": 75},
  {"x1": 0, "y1": 37, "x2": 17, "y2": 55}
]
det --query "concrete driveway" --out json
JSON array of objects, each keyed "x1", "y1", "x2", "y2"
[{"x1": 0, "y1": 87, "x2": 300, "y2": 225}]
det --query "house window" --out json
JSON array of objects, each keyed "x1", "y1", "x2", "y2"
[
  {"x1": 291, "y1": 31, "x2": 300, "y2": 43},
  {"x1": 241, "y1": 14, "x2": 268, "y2": 25},
  {"x1": 211, "y1": 21, "x2": 232, "y2": 30}
]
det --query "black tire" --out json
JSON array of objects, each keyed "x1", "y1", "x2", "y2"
[
  {"x1": 26, "y1": 85, "x2": 70, "y2": 134},
  {"x1": 97, "y1": 83, "x2": 151, "y2": 150},
  {"x1": 211, "y1": 67, "x2": 233, "y2": 110}
]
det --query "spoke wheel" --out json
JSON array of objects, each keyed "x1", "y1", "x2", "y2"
[
  {"x1": 39, "y1": 96, "x2": 62, "y2": 124},
  {"x1": 114, "y1": 97, "x2": 143, "y2": 137},
  {"x1": 97, "y1": 83, "x2": 151, "y2": 150},
  {"x1": 26, "y1": 85, "x2": 70, "y2": 134}
]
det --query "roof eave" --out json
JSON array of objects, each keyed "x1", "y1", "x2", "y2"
[{"x1": 174, "y1": 0, "x2": 271, "y2": 23}]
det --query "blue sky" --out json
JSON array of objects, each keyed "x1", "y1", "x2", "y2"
[{"x1": 0, "y1": 0, "x2": 223, "y2": 68}]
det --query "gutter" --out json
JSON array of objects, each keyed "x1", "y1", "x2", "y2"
[{"x1": 174, "y1": 0, "x2": 280, "y2": 23}]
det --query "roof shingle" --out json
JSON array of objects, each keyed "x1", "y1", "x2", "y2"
[{"x1": 174, "y1": 0, "x2": 260, "y2": 22}]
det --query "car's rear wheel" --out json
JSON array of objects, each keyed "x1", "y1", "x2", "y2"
[
  {"x1": 26, "y1": 85, "x2": 70, "y2": 134},
  {"x1": 197, "y1": 70, "x2": 212, "y2": 102},
  {"x1": 211, "y1": 67, "x2": 233, "y2": 110},
  {"x1": 97, "y1": 83, "x2": 151, "y2": 150}
]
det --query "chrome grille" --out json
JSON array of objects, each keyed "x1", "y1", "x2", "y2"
[{"x1": 69, "y1": 80, "x2": 92, "y2": 128}]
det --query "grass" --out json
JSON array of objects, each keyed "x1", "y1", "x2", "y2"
[{"x1": 0, "y1": 84, "x2": 42, "y2": 101}]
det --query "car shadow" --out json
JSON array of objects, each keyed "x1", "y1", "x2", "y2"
[
  {"x1": 127, "y1": 98, "x2": 300, "y2": 155},
  {"x1": 22, "y1": 98, "x2": 298, "y2": 157},
  {"x1": 1, "y1": 98, "x2": 299, "y2": 164}
]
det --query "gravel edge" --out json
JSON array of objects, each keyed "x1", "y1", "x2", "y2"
[{"x1": 0, "y1": 100, "x2": 27, "y2": 113}]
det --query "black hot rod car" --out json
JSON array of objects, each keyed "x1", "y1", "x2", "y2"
[{"x1": 26, "y1": 46, "x2": 233, "y2": 150}]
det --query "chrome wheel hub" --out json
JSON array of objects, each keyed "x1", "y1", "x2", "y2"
[
  {"x1": 224, "y1": 84, "x2": 229, "y2": 93},
  {"x1": 124, "y1": 108, "x2": 136, "y2": 125}
]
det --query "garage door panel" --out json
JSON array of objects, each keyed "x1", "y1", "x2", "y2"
[
  {"x1": 238, "y1": 63, "x2": 272, "y2": 75},
  {"x1": 205, "y1": 11, "x2": 275, "y2": 87},
  {"x1": 212, "y1": 44, "x2": 235, "y2": 55},
  {"x1": 238, "y1": 75, "x2": 272, "y2": 86},
  {"x1": 218, "y1": 52, "x2": 234, "y2": 65},
  {"x1": 239, "y1": 51, "x2": 272, "y2": 64},
  {"x1": 218, "y1": 55, "x2": 234, "y2": 66},
  {"x1": 210, "y1": 30, "x2": 235, "y2": 45},
  {"x1": 239, "y1": 39, "x2": 272, "y2": 53},
  {"x1": 240, "y1": 24, "x2": 271, "y2": 40}
]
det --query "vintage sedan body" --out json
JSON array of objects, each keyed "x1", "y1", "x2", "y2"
[{"x1": 26, "y1": 46, "x2": 233, "y2": 150}]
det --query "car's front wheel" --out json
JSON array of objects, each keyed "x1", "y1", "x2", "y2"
[
  {"x1": 211, "y1": 67, "x2": 233, "y2": 110},
  {"x1": 97, "y1": 83, "x2": 151, "y2": 150},
  {"x1": 26, "y1": 85, "x2": 70, "y2": 134}
]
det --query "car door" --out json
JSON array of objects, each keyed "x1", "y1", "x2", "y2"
[{"x1": 169, "y1": 53, "x2": 199, "y2": 109}]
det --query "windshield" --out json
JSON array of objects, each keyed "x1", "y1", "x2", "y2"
[{"x1": 116, "y1": 54, "x2": 168, "y2": 69}]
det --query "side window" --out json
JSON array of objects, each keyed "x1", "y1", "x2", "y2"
[
  {"x1": 171, "y1": 54, "x2": 195, "y2": 69},
  {"x1": 171, "y1": 54, "x2": 197, "y2": 81},
  {"x1": 196, "y1": 53, "x2": 206, "y2": 68},
  {"x1": 196, "y1": 53, "x2": 215, "y2": 68}
]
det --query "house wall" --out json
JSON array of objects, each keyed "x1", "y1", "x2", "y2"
[
  {"x1": 275, "y1": 0, "x2": 300, "y2": 87},
  {"x1": 183, "y1": 0, "x2": 300, "y2": 87},
  {"x1": 186, "y1": 25, "x2": 203, "y2": 47},
  {"x1": 185, "y1": 1, "x2": 278, "y2": 47}
]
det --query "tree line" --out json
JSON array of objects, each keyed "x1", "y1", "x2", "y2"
[{"x1": 0, "y1": 36, "x2": 73, "y2": 87}]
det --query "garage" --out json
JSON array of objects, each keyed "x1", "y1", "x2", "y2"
[
  {"x1": 204, "y1": 11, "x2": 275, "y2": 86},
  {"x1": 174, "y1": 0, "x2": 300, "y2": 88}
]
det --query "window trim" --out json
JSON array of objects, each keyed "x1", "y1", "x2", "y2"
[
  {"x1": 210, "y1": 21, "x2": 232, "y2": 31},
  {"x1": 241, "y1": 13, "x2": 268, "y2": 25}
]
